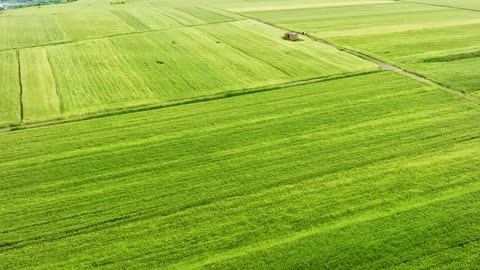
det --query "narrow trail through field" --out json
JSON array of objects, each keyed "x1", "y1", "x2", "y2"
[{"x1": 0, "y1": 70, "x2": 374, "y2": 133}]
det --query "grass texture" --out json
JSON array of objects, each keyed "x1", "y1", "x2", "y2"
[{"x1": 1, "y1": 72, "x2": 480, "y2": 268}]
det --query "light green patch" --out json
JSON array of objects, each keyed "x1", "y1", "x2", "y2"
[
  {"x1": 246, "y1": 2, "x2": 480, "y2": 38},
  {"x1": 176, "y1": 7, "x2": 234, "y2": 23},
  {"x1": 111, "y1": 9, "x2": 150, "y2": 31},
  {"x1": 20, "y1": 47, "x2": 61, "y2": 122},
  {"x1": 0, "y1": 51, "x2": 20, "y2": 126},
  {"x1": 0, "y1": 15, "x2": 64, "y2": 50},
  {"x1": 56, "y1": 11, "x2": 133, "y2": 40}
]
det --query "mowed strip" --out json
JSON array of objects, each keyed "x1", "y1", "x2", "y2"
[
  {"x1": 20, "y1": 47, "x2": 61, "y2": 122},
  {"x1": 1, "y1": 72, "x2": 480, "y2": 268},
  {"x1": 0, "y1": 51, "x2": 21, "y2": 127}
]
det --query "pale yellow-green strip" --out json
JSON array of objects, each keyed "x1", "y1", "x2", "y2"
[
  {"x1": 0, "y1": 50, "x2": 20, "y2": 127},
  {"x1": 20, "y1": 47, "x2": 60, "y2": 122}
]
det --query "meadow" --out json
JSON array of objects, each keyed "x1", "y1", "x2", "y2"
[
  {"x1": 412, "y1": 0, "x2": 480, "y2": 10},
  {"x1": 1, "y1": 0, "x2": 480, "y2": 268},
  {"x1": 0, "y1": 19, "x2": 376, "y2": 125},
  {"x1": 1, "y1": 72, "x2": 480, "y2": 269},
  {"x1": 330, "y1": 23, "x2": 480, "y2": 96},
  {"x1": 245, "y1": 0, "x2": 480, "y2": 96}
]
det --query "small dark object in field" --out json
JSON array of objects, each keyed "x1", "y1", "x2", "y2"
[
  {"x1": 284, "y1": 32, "x2": 298, "y2": 41},
  {"x1": 172, "y1": 41, "x2": 176, "y2": 44},
  {"x1": 216, "y1": 41, "x2": 221, "y2": 44},
  {"x1": 156, "y1": 60, "x2": 164, "y2": 64}
]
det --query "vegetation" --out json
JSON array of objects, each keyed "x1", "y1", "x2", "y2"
[
  {"x1": 1, "y1": 0, "x2": 480, "y2": 268},
  {"x1": 329, "y1": 23, "x2": 480, "y2": 95},
  {"x1": 0, "y1": 51, "x2": 20, "y2": 127},
  {"x1": 2, "y1": 72, "x2": 480, "y2": 269},
  {"x1": 0, "y1": 18, "x2": 376, "y2": 124}
]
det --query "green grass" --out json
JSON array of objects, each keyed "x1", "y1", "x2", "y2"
[
  {"x1": 0, "y1": 51, "x2": 21, "y2": 127},
  {"x1": 220, "y1": 0, "x2": 393, "y2": 13},
  {"x1": 111, "y1": 9, "x2": 150, "y2": 31},
  {"x1": 117, "y1": 7, "x2": 182, "y2": 29},
  {"x1": 412, "y1": 0, "x2": 480, "y2": 10},
  {"x1": 245, "y1": 2, "x2": 480, "y2": 38},
  {"x1": 56, "y1": 11, "x2": 133, "y2": 40},
  {"x1": 8, "y1": 20, "x2": 374, "y2": 121},
  {"x1": 329, "y1": 23, "x2": 480, "y2": 95},
  {"x1": 176, "y1": 7, "x2": 234, "y2": 23},
  {"x1": 1, "y1": 72, "x2": 480, "y2": 268},
  {"x1": 0, "y1": 15, "x2": 64, "y2": 50},
  {"x1": 20, "y1": 47, "x2": 60, "y2": 122}
]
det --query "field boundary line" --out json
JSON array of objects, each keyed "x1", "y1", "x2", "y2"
[
  {"x1": 15, "y1": 49, "x2": 24, "y2": 122},
  {"x1": 0, "y1": 70, "x2": 379, "y2": 133},
  {"x1": 396, "y1": 0, "x2": 480, "y2": 12}
]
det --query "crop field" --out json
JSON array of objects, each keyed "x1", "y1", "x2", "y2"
[
  {"x1": 0, "y1": 19, "x2": 376, "y2": 125},
  {"x1": 412, "y1": 0, "x2": 480, "y2": 10},
  {"x1": 0, "y1": 51, "x2": 20, "y2": 126},
  {"x1": 244, "y1": 2, "x2": 480, "y2": 38},
  {"x1": 20, "y1": 48, "x2": 61, "y2": 122},
  {"x1": 1, "y1": 72, "x2": 480, "y2": 268},
  {"x1": 245, "y1": 1, "x2": 480, "y2": 96},
  {"x1": 330, "y1": 23, "x2": 480, "y2": 96},
  {"x1": 0, "y1": 15, "x2": 64, "y2": 51},
  {"x1": 1, "y1": 0, "x2": 480, "y2": 268}
]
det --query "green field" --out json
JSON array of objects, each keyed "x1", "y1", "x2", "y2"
[
  {"x1": 1, "y1": 72, "x2": 480, "y2": 268},
  {"x1": 0, "y1": 51, "x2": 20, "y2": 126},
  {"x1": 412, "y1": 0, "x2": 480, "y2": 10},
  {"x1": 0, "y1": 19, "x2": 376, "y2": 125},
  {"x1": 1, "y1": 0, "x2": 480, "y2": 268},
  {"x1": 245, "y1": 0, "x2": 480, "y2": 96},
  {"x1": 244, "y1": 2, "x2": 480, "y2": 38},
  {"x1": 330, "y1": 23, "x2": 480, "y2": 96}
]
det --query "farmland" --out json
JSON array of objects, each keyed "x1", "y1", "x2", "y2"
[
  {"x1": 245, "y1": 0, "x2": 480, "y2": 97},
  {"x1": 0, "y1": 19, "x2": 376, "y2": 125},
  {"x1": 1, "y1": 0, "x2": 480, "y2": 269},
  {"x1": 2, "y1": 72, "x2": 480, "y2": 268}
]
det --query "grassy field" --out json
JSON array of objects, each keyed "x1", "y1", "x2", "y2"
[
  {"x1": 329, "y1": 23, "x2": 480, "y2": 96},
  {"x1": 20, "y1": 48, "x2": 61, "y2": 122},
  {"x1": 244, "y1": 1, "x2": 480, "y2": 96},
  {"x1": 244, "y1": 2, "x2": 480, "y2": 38},
  {"x1": 0, "y1": 51, "x2": 20, "y2": 127},
  {"x1": 1, "y1": 72, "x2": 480, "y2": 268},
  {"x1": 1, "y1": 0, "x2": 480, "y2": 268},
  {"x1": 1, "y1": 19, "x2": 376, "y2": 124},
  {"x1": 0, "y1": 15, "x2": 64, "y2": 51},
  {"x1": 411, "y1": 0, "x2": 480, "y2": 10}
]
